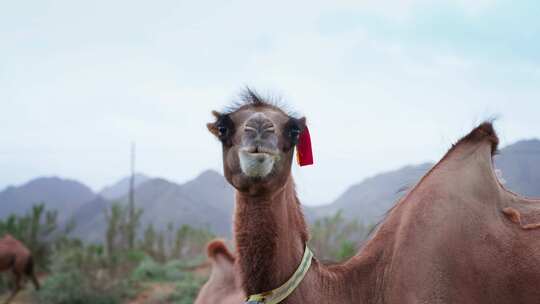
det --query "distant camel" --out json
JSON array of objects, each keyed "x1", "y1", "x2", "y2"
[
  {"x1": 194, "y1": 239, "x2": 244, "y2": 304},
  {"x1": 206, "y1": 89, "x2": 540, "y2": 303},
  {"x1": 0, "y1": 235, "x2": 40, "y2": 304}
]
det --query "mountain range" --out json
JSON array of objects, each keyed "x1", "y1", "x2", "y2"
[
  {"x1": 0, "y1": 177, "x2": 95, "y2": 221},
  {"x1": 0, "y1": 139, "x2": 538, "y2": 242}
]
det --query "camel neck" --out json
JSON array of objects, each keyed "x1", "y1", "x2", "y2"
[{"x1": 234, "y1": 176, "x2": 308, "y2": 295}]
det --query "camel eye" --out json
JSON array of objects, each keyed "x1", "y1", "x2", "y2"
[
  {"x1": 218, "y1": 126, "x2": 228, "y2": 137},
  {"x1": 290, "y1": 128, "x2": 300, "y2": 139},
  {"x1": 214, "y1": 114, "x2": 235, "y2": 145},
  {"x1": 289, "y1": 126, "x2": 301, "y2": 145},
  {"x1": 285, "y1": 118, "x2": 303, "y2": 147}
]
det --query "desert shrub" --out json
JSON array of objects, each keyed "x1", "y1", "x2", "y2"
[
  {"x1": 36, "y1": 268, "x2": 137, "y2": 304},
  {"x1": 36, "y1": 244, "x2": 138, "y2": 304},
  {"x1": 124, "y1": 249, "x2": 146, "y2": 264},
  {"x1": 105, "y1": 203, "x2": 143, "y2": 257},
  {"x1": 131, "y1": 257, "x2": 167, "y2": 281},
  {"x1": 309, "y1": 210, "x2": 371, "y2": 262},
  {"x1": 131, "y1": 256, "x2": 192, "y2": 282},
  {"x1": 163, "y1": 260, "x2": 187, "y2": 281},
  {"x1": 36, "y1": 269, "x2": 120, "y2": 304},
  {"x1": 0, "y1": 203, "x2": 218, "y2": 302},
  {"x1": 170, "y1": 224, "x2": 215, "y2": 260},
  {"x1": 336, "y1": 240, "x2": 357, "y2": 261}
]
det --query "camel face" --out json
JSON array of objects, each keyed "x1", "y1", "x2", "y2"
[
  {"x1": 207, "y1": 89, "x2": 305, "y2": 195},
  {"x1": 237, "y1": 111, "x2": 282, "y2": 178}
]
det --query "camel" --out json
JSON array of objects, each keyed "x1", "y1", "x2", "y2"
[
  {"x1": 194, "y1": 239, "x2": 244, "y2": 304},
  {"x1": 0, "y1": 234, "x2": 40, "y2": 304},
  {"x1": 206, "y1": 89, "x2": 540, "y2": 303}
]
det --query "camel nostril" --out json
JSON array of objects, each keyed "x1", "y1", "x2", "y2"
[
  {"x1": 244, "y1": 125, "x2": 275, "y2": 133},
  {"x1": 244, "y1": 126, "x2": 257, "y2": 133},
  {"x1": 264, "y1": 126, "x2": 275, "y2": 134}
]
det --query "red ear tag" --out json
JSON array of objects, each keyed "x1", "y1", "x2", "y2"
[{"x1": 296, "y1": 126, "x2": 314, "y2": 166}]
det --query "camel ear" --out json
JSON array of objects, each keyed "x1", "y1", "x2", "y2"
[
  {"x1": 207, "y1": 123, "x2": 219, "y2": 137},
  {"x1": 298, "y1": 117, "x2": 307, "y2": 132},
  {"x1": 207, "y1": 111, "x2": 222, "y2": 137}
]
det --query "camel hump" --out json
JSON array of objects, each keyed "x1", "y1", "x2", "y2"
[
  {"x1": 451, "y1": 122, "x2": 499, "y2": 156},
  {"x1": 436, "y1": 122, "x2": 500, "y2": 174},
  {"x1": 401, "y1": 122, "x2": 502, "y2": 207},
  {"x1": 205, "y1": 239, "x2": 238, "y2": 286},
  {"x1": 196, "y1": 240, "x2": 243, "y2": 304},
  {"x1": 207, "y1": 239, "x2": 235, "y2": 263}
]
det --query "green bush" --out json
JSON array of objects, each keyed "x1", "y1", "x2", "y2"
[
  {"x1": 131, "y1": 256, "x2": 192, "y2": 282},
  {"x1": 309, "y1": 210, "x2": 370, "y2": 262},
  {"x1": 36, "y1": 245, "x2": 138, "y2": 304},
  {"x1": 36, "y1": 269, "x2": 120, "y2": 304},
  {"x1": 125, "y1": 249, "x2": 147, "y2": 264},
  {"x1": 131, "y1": 257, "x2": 167, "y2": 281},
  {"x1": 336, "y1": 240, "x2": 357, "y2": 261},
  {"x1": 163, "y1": 264, "x2": 186, "y2": 281}
]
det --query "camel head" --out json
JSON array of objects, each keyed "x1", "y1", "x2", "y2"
[{"x1": 207, "y1": 89, "x2": 306, "y2": 195}]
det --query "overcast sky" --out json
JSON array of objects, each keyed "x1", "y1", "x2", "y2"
[{"x1": 1, "y1": 1, "x2": 539, "y2": 205}]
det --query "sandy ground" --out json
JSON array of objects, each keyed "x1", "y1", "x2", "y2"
[{"x1": 126, "y1": 282, "x2": 177, "y2": 304}]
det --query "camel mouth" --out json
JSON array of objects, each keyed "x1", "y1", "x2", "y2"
[
  {"x1": 240, "y1": 146, "x2": 279, "y2": 156},
  {"x1": 238, "y1": 148, "x2": 279, "y2": 178}
]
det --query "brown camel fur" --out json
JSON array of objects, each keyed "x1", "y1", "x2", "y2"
[
  {"x1": 194, "y1": 240, "x2": 244, "y2": 304},
  {"x1": 0, "y1": 234, "x2": 40, "y2": 304},
  {"x1": 207, "y1": 89, "x2": 540, "y2": 303}
]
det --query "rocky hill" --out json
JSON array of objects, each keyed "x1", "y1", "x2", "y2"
[
  {"x1": 1, "y1": 139, "x2": 538, "y2": 241},
  {"x1": 0, "y1": 177, "x2": 95, "y2": 221}
]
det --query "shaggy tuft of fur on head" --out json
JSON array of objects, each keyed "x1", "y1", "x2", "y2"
[{"x1": 223, "y1": 87, "x2": 299, "y2": 118}]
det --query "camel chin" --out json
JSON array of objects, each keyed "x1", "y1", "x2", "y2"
[{"x1": 238, "y1": 150, "x2": 277, "y2": 178}]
